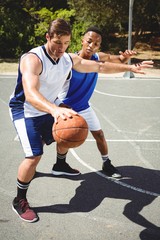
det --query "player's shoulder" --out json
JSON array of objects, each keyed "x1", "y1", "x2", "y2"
[
  {"x1": 68, "y1": 52, "x2": 78, "y2": 59},
  {"x1": 68, "y1": 53, "x2": 81, "y2": 65},
  {"x1": 29, "y1": 45, "x2": 42, "y2": 54}
]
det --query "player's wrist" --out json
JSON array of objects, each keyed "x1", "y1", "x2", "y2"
[{"x1": 119, "y1": 55, "x2": 128, "y2": 63}]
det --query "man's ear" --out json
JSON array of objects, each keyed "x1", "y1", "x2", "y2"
[
  {"x1": 81, "y1": 37, "x2": 84, "y2": 45},
  {"x1": 46, "y1": 33, "x2": 50, "y2": 40}
]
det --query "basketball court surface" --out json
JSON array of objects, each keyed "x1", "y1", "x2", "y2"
[{"x1": 0, "y1": 70, "x2": 160, "y2": 240}]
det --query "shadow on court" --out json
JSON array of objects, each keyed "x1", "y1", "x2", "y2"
[
  {"x1": 33, "y1": 166, "x2": 160, "y2": 240},
  {"x1": 1, "y1": 74, "x2": 160, "y2": 240}
]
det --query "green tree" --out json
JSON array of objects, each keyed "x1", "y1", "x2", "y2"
[
  {"x1": 27, "y1": 7, "x2": 75, "y2": 46},
  {"x1": 0, "y1": 0, "x2": 70, "y2": 58},
  {"x1": 133, "y1": 0, "x2": 160, "y2": 43},
  {"x1": 67, "y1": 0, "x2": 129, "y2": 51},
  {"x1": 0, "y1": 0, "x2": 159, "y2": 58},
  {"x1": 67, "y1": 0, "x2": 160, "y2": 51},
  {"x1": 0, "y1": 0, "x2": 35, "y2": 58}
]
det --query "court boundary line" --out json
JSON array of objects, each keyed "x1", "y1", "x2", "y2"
[
  {"x1": 94, "y1": 89, "x2": 160, "y2": 99},
  {"x1": 86, "y1": 139, "x2": 160, "y2": 142},
  {"x1": 70, "y1": 149, "x2": 160, "y2": 197},
  {"x1": 98, "y1": 77, "x2": 160, "y2": 81},
  {"x1": 13, "y1": 135, "x2": 160, "y2": 143},
  {"x1": 2, "y1": 75, "x2": 160, "y2": 197}
]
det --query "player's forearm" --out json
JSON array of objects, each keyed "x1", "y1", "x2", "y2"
[
  {"x1": 25, "y1": 90, "x2": 57, "y2": 115},
  {"x1": 98, "y1": 60, "x2": 153, "y2": 74},
  {"x1": 107, "y1": 55, "x2": 128, "y2": 64},
  {"x1": 72, "y1": 55, "x2": 153, "y2": 74},
  {"x1": 98, "y1": 61, "x2": 131, "y2": 73}
]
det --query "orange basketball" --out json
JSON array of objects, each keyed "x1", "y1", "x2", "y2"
[{"x1": 52, "y1": 114, "x2": 88, "y2": 148}]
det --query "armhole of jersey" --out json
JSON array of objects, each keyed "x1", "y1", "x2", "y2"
[
  {"x1": 66, "y1": 70, "x2": 72, "y2": 80},
  {"x1": 66, "y1": 53, "x2": 73, "y2": 81},
  {"x1": 67, "y1": 53, "x2": 73, "y2": 67},
  {"x1": 95, "y1": 52, "x2": 100, "y2": 61}
]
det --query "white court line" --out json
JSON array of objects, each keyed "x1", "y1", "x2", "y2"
[
  {"x1": 2, "y1": 75, "x2": 159, "y2": 197},
  {"x1": 70, "y1": 149, "x2": 160, "y2": 197},
  {"x1": 86, "y1": 139, "x2": 160, "y2": 143},
  {"x1": 0, "y1": 97, "x2": 8, "y2": 106},
  {"x1": 14, "y1": 135, "x2": 160, "y2": 143},
  {"x1": 98, "y1": 77, "x2": 160, "y2": 81},
  {"x1": 94, "y1": 89, "x2": 160, "y2": 99},
  {"x1": 13, "y1": 136, "x2": 160, "y2": 143},
  {"x1": 92, "y1": 105, "x2": 159, "y2": 170},
  {"x1": 0, "y1": 75, "x2": 16, "y2": 79}
]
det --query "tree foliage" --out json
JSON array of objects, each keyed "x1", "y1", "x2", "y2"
[
  {"x1": 26, "y1": 7, "x2": 75, "y2": 46},
  {"x1": 0, "y1": 0, "x2": 159, "y2": 58},
  {"x1": 68, "y1": 0, "x2": 160, "y2": 51},
  {"x1": 0, "y1": 0, "x2": 35, "y2": 58}
]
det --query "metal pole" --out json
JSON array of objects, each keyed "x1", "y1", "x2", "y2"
[{"x1": 123, "y1": 0, "x2": 135, "y2": 78}]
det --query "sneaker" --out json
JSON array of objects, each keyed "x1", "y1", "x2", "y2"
[
  {"x1": 52, "y1": 162, "x2": 80, "y2": 176},
  {"x1": 102, "y1": 160, "x2": 122, "y2": 178},
  {"x1": 12, "y1": 197, "x2": 38, "y2": 223}
]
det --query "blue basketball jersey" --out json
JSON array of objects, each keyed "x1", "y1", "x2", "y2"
[{"x1": 58, "y1": 53, "x2": 99, "y2": 112}]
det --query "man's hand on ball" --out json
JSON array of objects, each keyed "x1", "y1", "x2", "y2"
[{"x1": 53, "y1": 107, "x2": 77, "y2": 123}]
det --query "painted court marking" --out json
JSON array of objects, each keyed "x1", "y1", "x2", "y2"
[
  {"x1": 1, "y1": 75, "x2": 159, "y2": 198},
  {"x1": 86, "y1": 139, "x2": 160, "y2": 142},
  {"x1": 70, "y1": 149, "x2": 160, "y2": 197},
  {"x1": 94, "y1": 89, "x2": 160, "y2": 99},
  {"x1": 95, "y1": 77, "x2": 160, "y2": 98},
  {"x1": 0, "y1": 97, "x2": 8, "y2": 105},
  {"x1": 90, "y1": 80, "x2": 160, "y2": 196}
]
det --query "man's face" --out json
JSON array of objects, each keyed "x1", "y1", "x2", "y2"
[
  {"x1": 82, "y1": 31, "x2": 102, "y2": 57},
  {"x1": 46, "y1": 33, "x2": 71, "y2": 59}
]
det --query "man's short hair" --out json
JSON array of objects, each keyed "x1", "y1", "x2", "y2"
[
  {"x1": 84, "y1": 26, "x2": 102, "y2": 36},
  {"x1": 48, "y1": 18, "x2": 71, "y2": 38}
]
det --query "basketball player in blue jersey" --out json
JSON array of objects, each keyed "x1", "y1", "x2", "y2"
[
  {"x1": 52, "y1": 27, "x2": 137, "y2": 178},
  {"x1": 9, "y1": 19, "x2": 153, "y2": 222}
]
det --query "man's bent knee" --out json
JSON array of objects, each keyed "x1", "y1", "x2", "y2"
[{"x1": 92, "y1": 130, "x2": 105, "y2": 140}]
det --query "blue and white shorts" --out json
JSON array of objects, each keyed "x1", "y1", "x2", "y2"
[{"x1": 13, "y1": 114, "x2": 55, "y2": 157}]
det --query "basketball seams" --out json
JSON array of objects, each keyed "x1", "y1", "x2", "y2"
[{"x1": 52, "y1": 114, "x2": 88, "y2": 148}]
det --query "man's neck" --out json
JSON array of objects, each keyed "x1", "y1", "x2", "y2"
[
  {"x1": 78, "y1": 50, "x2": 91, "y2": 60},
  {"x1": 45, "y1": 44, "x2": 58, "y2": 62}
]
